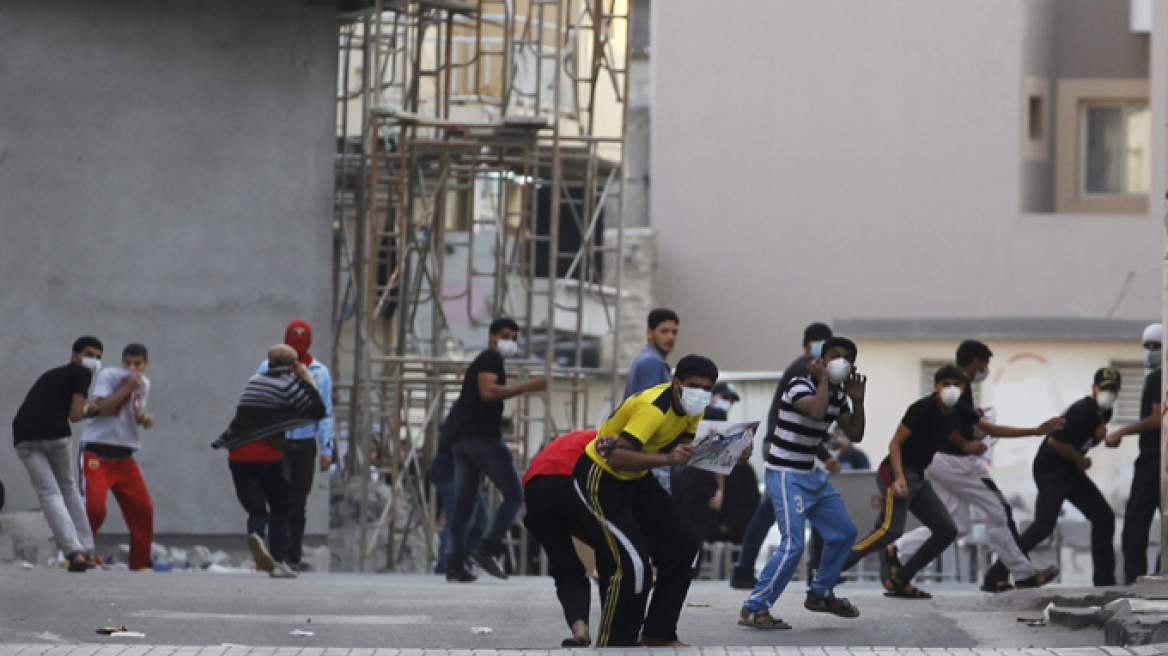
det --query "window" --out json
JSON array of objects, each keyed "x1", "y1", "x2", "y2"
[
  {"x1": 1054, "y1": 79, "x2": 1149, "y2": 214},
  {"x1": 1080, "y1": 101, "x2": 1151, "y2": 197},
  {"x1": 1028, "y1": 95, "x2": 1044, "y2": 141},
  {"x1": 920, "y1": 360, "x2": 981, "y2": 406},
  {"x1": 1022, "y1": 76, "x2": 1050, "y2": 162},
  {"x1": 1110, "y1": 360, "x2": 1145, "y2": 427}
]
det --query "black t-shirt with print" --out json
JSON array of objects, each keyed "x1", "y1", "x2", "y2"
[
  {"x1": 1138, "y1": 369, "x2": 1162, "y2": 460},
  {"x1": 454, "y1": 349, "x2": 506, "y2": 441},
  {"x1": 897, "y1": 394, "x2": 980, "y2": 475},
  {"x1": 1034, "y1": 396, "x2": 1111, "y2": 473},
  {"x1": 12, "y1": 363, "x2": 93, "y2": 444}
]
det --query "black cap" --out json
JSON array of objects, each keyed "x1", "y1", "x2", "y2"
[
  {"x1": 803, "y1": 322, "x2": 833, "y2": 346},
  {"x1": 1094, "y1": 367, "x2": 1122, "y2": 391},
  {"x1": 712, "y1": 381, "x2": 740, "y2": 401}
]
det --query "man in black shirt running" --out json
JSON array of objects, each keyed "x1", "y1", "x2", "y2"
[
  {"x1": 446, "y1": 318, "x2": 546, "y2": 582},
  {"x1": 985, "y1": 367, "x2": 1122, "y2": 587}
]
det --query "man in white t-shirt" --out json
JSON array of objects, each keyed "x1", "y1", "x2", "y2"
[{"x1": 80, "y1": 343, "x2": 155, "y2": 570}]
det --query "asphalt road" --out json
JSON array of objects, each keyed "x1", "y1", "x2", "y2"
[{"x1": 0, "y1": 568, "x2": 1109, "y2": 649}]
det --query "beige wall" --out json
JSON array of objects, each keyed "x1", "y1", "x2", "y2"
[{"x1": 652, "y1": 0, "x2": 1163, "y2": 374}]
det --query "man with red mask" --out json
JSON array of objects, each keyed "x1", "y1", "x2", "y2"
[{"x1": 256, "y1": 320, "x2": 334, "y2": 571}]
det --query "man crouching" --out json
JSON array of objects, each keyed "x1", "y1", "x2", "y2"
[{"x1": 214, "y1": 344, "x2": 327, "y2": 578}]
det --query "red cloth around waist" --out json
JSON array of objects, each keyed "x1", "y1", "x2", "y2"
[
  {"x1": 229, "y1": 439, "x2": 284, "y2": 462},
  {"x1": 523, "y1": 429, "x2": 598, "y2": 486}
]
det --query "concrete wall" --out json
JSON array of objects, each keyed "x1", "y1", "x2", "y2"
[
  {"x1": 652, "y1": 0, "x2": 1162, "y2": 374},
  {"x1": 0, "y1": 0, "x2": 337, "y2": 535},
  {"x1": 1055, "y1": 0, "x2": 1150, "y2": 79}
]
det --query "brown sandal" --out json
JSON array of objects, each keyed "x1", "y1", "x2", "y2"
[
  {"x1": 883, "y1": 576, "x2": 932, "y2": 599},
  {"x1": 738, "y1": 607, "x2": 792, "y2": 630}
]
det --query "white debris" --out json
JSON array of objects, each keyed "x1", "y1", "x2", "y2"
[
  {"x1": 188, "y1": 545, "x2": 214, "y2": 568},
  {"x1": 471, "y1": 627, "x2": 493, "y2": 635},
  {"x1": 109, "y1": 632, "x2": 146, "y2": 638},
  {"x1": 289, "y1": 629, "x2": 315, "y2": 637}
]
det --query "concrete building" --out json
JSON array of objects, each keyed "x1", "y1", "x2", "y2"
[
  {"x1": 0, "y1": 1, "x2": 337, "y2": 542},
  {"x1": 647, "y1": 1, "x2": 1168, "y2": 512}
]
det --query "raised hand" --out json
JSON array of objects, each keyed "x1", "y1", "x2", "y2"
[
  {"x1": 843, "y1": 370, "x2": 867, "y2": 400},
  {"x1": 807, "y1": 359, "x2": 828, "y2": 385}
]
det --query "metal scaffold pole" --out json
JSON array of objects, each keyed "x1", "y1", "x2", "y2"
[{"x1": 332, "y1": 0, "x2": 632, "y2": 573}]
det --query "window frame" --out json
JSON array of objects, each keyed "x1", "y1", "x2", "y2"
[
  {"x1": 1077, "y1": 100, "x2": 1151, "y2": 200},
  {"x1": 1053, "y1": 78, "x2": 1150, "y2": 214}
]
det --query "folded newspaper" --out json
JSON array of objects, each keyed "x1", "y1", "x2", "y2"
[{"x1": 684, "y1": 420, "x2": 760, "y2": 475}]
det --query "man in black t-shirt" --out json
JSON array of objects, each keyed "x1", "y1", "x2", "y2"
[
  {"x1": 1107, "y1": 323, "x2": 1163, "y2": 583},
  {"x1": 986, "y1": 367, "x2": 1122, "y2": 587},
  {"x1": 12, "y1": 336, "x2": 105, "y2": 572},
  {"x1": 445, "y1": 318, "x2": 547, "y2": 582}
]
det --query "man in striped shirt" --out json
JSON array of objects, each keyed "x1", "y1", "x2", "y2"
[
  {"x1": 215, "y1": 345, "x2": 328, "y2": 578},
  {"x1": 739, "y1": 337, "x2": 866, "y2": 630}
]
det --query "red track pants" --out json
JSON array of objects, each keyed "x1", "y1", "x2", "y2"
[{"x1": 82, "y1": 453, "x2": 154, "y2": 570}]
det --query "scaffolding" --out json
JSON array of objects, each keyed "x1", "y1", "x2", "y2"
[{"x1": 331, "y1": 0, "x2": 631, "y2": 572}]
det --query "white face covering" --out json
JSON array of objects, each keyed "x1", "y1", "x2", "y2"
[
  {"x1": 81, "y1": 357, "x2": 102, "y2": 374},
  {"x1": 712, "y1": 398, "x2": 733, "y2": 412},
  {"x1": 496, "y1": 339, "x2": 518, "y2": 358},
  {"x1": 972, "y1": 368, "x2": 988, "y2": 383},
  {"x1": 1145, "y1": 348, "x2": 1161, "y2": 371},
  {"x1": 939, "y1": 385, "x2": 962, "y2": 407},
  {"x1": 1096, "y1": 390, "x2": 1117, "y2": 411},
  {"x1": 680, "y1": 386, "x2": 712, "y2": 417},
  {"x1": 826, "y1": 358, "x2": 852, "y2": 384}
]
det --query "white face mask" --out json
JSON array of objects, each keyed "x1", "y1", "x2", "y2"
[
  {"x1": 972, "y1": 368, "x2": 988, "y2": 383},
  {"x1": 679, "y1": 386, "x2": 712, "y2": 417},
  {"x1": 712, "y1": 398, "x2": 733, "y2": 412},
  {"x1": 496, "y1": 339, "x2": 518, "y2": 358},
  {"x1": 80, "y1": 357, "x2": 102, "y2": 374},
  {"x1": 939, "y1": 385, "x2": 962, "y2": 407},
  {"x1": 826, "y1": 358, "x2": 852, "y2": 384},
  {"x1": 1145, "y1": 348, "x2": 1161, "y2": 371},
  {"x1": 809, "y1": 341, "x2": 825, "y2": 359},
  {"x1": 1096, "y1": 390, "x2": 1117, "y2": 411}
]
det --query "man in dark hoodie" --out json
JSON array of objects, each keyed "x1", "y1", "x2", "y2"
[{"x1": 215, "y1": 344, "x2": 327, "y2": 579}]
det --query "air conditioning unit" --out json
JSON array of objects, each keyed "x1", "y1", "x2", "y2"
[{"x1": 1131, "y1": 0, "x2": 1153, "y2": 33}]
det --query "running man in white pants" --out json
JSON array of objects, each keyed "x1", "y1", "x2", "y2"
[{"x1": 888, "y1": 341, "x2": 1060, "y2": 592}]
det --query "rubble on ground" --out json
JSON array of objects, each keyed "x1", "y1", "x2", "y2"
[{"x1": 329, "y1": 478, "x2": 430, "y2": 573}]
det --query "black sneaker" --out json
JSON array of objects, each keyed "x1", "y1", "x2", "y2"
[
  {"x1": 471, "y1": 548, "x2": 508, "y2": 580},
  {"x1": 446, "y1": 565, "x2": 477, "y2": 583},
  {"x1": 730, "y1": 575, "x2": 758, "y2": 590}
]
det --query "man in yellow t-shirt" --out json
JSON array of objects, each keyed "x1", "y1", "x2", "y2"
[{"x1": 574, "y1": 354, "x2": 749, "y2": 647}]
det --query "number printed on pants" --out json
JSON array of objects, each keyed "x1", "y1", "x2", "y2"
[{"x1": 794, "y1": 495, "x2": 804, "y2": 514}]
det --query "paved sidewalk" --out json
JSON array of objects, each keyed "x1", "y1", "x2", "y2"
[{"x1": 0, "y1": 645, "x2": 1164, "y2": 656}]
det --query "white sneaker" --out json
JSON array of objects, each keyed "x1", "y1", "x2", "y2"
[
  {"x1": 247, "y1": 534, "x2": 274, "y2": 573},
  {"x1": 270, "y1": 562, "x2": 298, "y2": 579}
]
